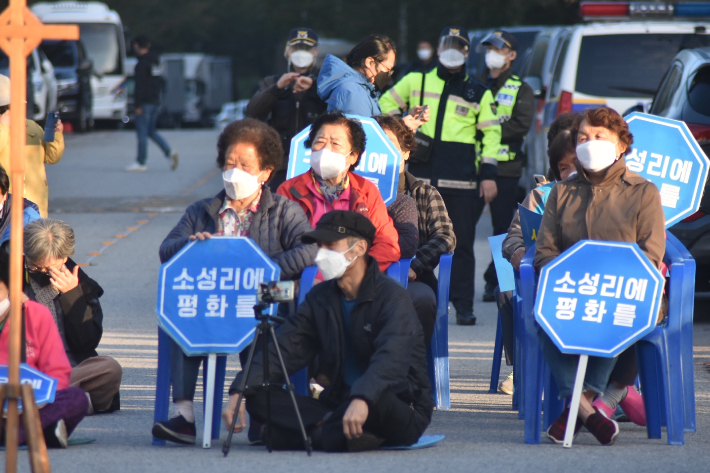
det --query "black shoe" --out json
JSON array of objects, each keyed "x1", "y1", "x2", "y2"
[
  {"x1": 43, "y1": 419, "x2": 68, "y2": 449},
  {"x1": 261, "y1": 423, "x2": 310, "y2": 451},
  {"x1": 95, "y1": 391, "x2": 120, "y2": 415},
  {"x1": 347, "y1": 431, "x2": 385, "y2": 452},
  {"x1": 456, "y1": 311, "x2": 477, "y2": 325},
  {"x1": 482, "y1": 283, "x2": 496, "y2": 302},
  {"x1": 248, "y1": 419, "x2": 264, "y2": 445},
  {"x1": 152, "y1": 415, "x2": 196, "y2": 445}
]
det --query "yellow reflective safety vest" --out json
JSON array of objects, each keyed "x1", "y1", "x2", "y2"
[
  {"x1": 381, "y1": 66, "x2": 502, "y2": 195},
  {"x1": 492, "y1": 74, "x2": 522, "y2": 163}
]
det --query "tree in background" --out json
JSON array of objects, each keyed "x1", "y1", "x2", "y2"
[{"x1": 29, "y1": 0, "x2": 582, "y2": 98}]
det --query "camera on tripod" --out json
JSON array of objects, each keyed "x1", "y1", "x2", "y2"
[{"x1": 257, "y1": 281, "x2": 295, "y2": 304}]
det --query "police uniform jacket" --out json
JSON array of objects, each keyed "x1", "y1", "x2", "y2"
[
  {"x1": 247, "y1": 69, "x2": 327, "y2": 171},
  {"x1": 481, "y1": 68, "x2": 534, "y2": 178},
  {"x1": 380, "y1": 65, "x2": 502, "y2": 196}
]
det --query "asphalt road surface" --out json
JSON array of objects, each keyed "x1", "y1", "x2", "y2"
[{"x1": 13, "y1": 129, "x2": 709, "y2": 472}]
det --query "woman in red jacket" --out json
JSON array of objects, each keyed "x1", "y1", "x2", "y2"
[
  {"x1": 0, "y1": 256, "x2": 87, "y2": 448},
  {"x1": 277, "y1": 111, "x2": 400, "y2": 271}
]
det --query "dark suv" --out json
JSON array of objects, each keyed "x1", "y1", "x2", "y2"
[
  {"x1": 650, "y1": 47, "x2": 710, "y2": 291},
  {"x1": 40, "y1": 39, "x2": 93, "y2": 132}
]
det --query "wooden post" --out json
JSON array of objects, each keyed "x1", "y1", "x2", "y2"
[{"x1": 0, "y1": 2, "x2": 77, "y2": 471}]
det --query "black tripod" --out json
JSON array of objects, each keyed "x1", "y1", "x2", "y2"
[{"x1": 222, "y1": 301, "x2": 312, "y2": 456}]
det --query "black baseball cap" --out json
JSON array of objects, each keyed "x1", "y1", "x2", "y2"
[
  {"x1": 479, "y1": 30, "x2": 519, "y2": 52},
  {"x1": 302, "y1": 211, "x2": 376, "y2": 244},
  {"x1": 287, "y1": 28, "x2": 319, "y2": 47},
  {"x1": 439, "y1": 26, "x2": 470, "y2": 50}
]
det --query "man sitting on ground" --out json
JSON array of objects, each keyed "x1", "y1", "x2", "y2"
[
  {"x1": 222, "y1": 210, "x2": 434, "y2": 451},
  {"x1": 23, "y1": 218, "x2": 122, "y2": 414}
]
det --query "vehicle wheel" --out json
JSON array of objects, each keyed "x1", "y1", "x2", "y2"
[{"x1": 77, "y1": 105, "x2": 88, "y2": 133}]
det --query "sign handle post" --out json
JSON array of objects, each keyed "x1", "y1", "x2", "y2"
[
  {"x1": 563, "y1": 354, "x2": 588, "y2": 448},
  {"x1": 202, "y1": 353, "x2": 217, "y2": 449}
]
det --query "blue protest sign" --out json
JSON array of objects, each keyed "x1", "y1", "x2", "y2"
[
  {"x1": 518, "y1": 204, "x2": 543, "y2": 251},
  {"x1": 488, "y1": 233, "x2": 515, "y2": 292},
  {"x1": 287, "y1": 115, "x2": 401, "y2": 206},
  {"x1": 625, "y1": 113, "x2": 710, "y2": 227},
  {"x1": 157, "y1": 237, "x2": 280, "y2": 356},
  {"x1": 0, "y1": 363, "x2": 58, "y2": 412},
  {"x1": 535, "y1": 240, "x2": 663, "y2": 357}
]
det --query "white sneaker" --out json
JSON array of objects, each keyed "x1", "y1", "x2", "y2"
[
  {"x1": 45, "y1": 419, "x2": 68, "y2": 448},
  {"x1": 169, "y1": 151, "x2": 179, "y2": 171},
  {"x1": 125, "y1": 162, "x2": 148, "y2": 172}
]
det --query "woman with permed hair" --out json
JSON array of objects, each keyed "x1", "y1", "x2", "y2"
[{"x1": 153, "y1": 118, "x2": 316, "y2": 445}]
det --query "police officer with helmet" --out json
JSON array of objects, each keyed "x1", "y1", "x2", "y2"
[
  {"x1": 247, "y1": 28, "x2": 327, "y2": 191},
  {"x1": 380, "y1": 27, "x2": 502, "y2": 326},
  {"x1": 477, "y1": 30, "x2": 534, "y2": 302}
]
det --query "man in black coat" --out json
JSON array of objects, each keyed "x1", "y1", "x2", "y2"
[
  {"x1": 222, "y1": 211, "x2": 434, "y2": 452},
  {"x1": 247, "y1": 28, "x2": 327, "y2": 191},
  {"x1": 126, "y1": 35, "x2": 179, "y2": 172}
]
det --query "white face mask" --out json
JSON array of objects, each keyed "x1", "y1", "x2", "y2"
[
  {"x1": 417, "y1": 48, "x2": 433, "y2": 61},
  {"x1": 222, "y1": 168, "x2": 262, "y2": 201},
  {"x1": 575, "y1": 140, "x2": 619, "y2": 172},
  {"x1": 310, "y1": 148, "x2": 350, "y2": 180},
  {"x1": 314, "y1": 243, "x2": 358, "y2": 280},
  {"x1": 485, "y1": 50, "x2": 508, "y2": 70},
  {"x1": 290, "y1": 50, "x2": 315, "y2": 69},
  {"x1": 438, "y1": 49, "x2": 466, "y2": 69},
  {"x1": 0, "y1": 297, "x2": 9, "y2": 317}
]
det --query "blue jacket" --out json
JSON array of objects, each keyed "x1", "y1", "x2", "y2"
[
  {"x1": 159, "y1": 187, "x2": 317, "y2": 280},
  {"x1": 0, "y1": 195, "x2": 41, "y2": 246},
  {"x1": 317, "y1": 54, "x2": 381, "y2": 116}
]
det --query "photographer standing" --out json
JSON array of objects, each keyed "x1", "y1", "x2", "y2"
[{"x1": 247, "y1": 28, "x2": 327, "y2": 191}]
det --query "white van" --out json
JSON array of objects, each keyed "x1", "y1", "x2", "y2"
[
  {"x1": 32, "y1": 2, "x2": 128, "y2": 124},
  {"x1": 528, "y1": 3, "x2": 710, "y2": 177}
]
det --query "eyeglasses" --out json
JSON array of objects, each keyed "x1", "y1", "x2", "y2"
[
  {"x1": 375, "y1": 61, "x2": 394, "y2": 77},
  {"x1": 25, "y1": 261, "x2": 64, "y2": 274}
]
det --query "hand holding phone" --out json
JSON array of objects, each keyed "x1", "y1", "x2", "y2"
[
  {"x1": 44, "y1": 112, "x2": 59, "y2": 142},
  {"x1": 416, "y1": 105, "x2": 429, "y2": 120}
]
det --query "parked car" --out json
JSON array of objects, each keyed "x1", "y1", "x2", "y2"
[
  {"x1": 649, "y1": 47, "x2": 710, "y2": 291},
  {"x1": 526, "y1": 6, "x2": 710, "y2": 191},
  {"x1": 519, "y1": 26, "x2": 567, "y2": 189},
  {"x1": 0, "y1": 48, "x2": 58, "y2": 122},
  {"x1": 215, "y1": 100, "x2": 248, "y2": 130},
  {"x1": 40, "y1": 39, "x2": 94, "y2": 132}
]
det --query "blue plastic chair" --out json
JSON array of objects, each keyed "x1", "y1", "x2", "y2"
[
  {"x1": 636, "y1": 235, "x2": 695, "y2": 445},
  {"x1": 520, "y1": 239, "x2": 695, "y2": 445},
  {"x1": 664, "y1": 232, "x2": 697, "y2": 432},
  {"x1": 153, "y1": 328, "x2": 227, "y2": 446},
  {"x1": 428, "y1": 253, "x2": 453, "y2": 410},
  {"x1": 489, "y1": 313, "x2": 504, "y2": 393},
  {"x1": 386, "y1": 258, "x2": 413, "y2": 288}
]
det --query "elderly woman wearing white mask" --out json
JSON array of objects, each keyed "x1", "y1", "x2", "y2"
[
  {"x1": 535, "y1": 107, "x2": 666, "y2": 446},
  {"x1": 153, "y1": 118, "x2": 316, "y2": 445}
]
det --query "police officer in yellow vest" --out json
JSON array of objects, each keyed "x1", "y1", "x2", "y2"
[
  {"x1": 381, "y1": 27, "x2": 502, "y2": 326},
  {"x1": 477, "y1": 31, "x2": 534, "y2": 302}
]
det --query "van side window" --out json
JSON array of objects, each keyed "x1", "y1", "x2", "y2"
[{"x1": 652, "y1": 64, "x2": 683, "y2": 115}]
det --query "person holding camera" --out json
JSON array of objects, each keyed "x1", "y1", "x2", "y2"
[
  {"x1": 153, "y1": 118, "x2": 316, "y2": 445},
  {"x1": 222, "y1": 210, "x2": 433, "y2": 452},
  {"x1": 247, "y1": 28, "x2": 327, "y2": 192}
]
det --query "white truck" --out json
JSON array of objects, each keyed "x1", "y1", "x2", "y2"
[{"x1": 32, "y1": 2, "x2": 128, "y2": 124}]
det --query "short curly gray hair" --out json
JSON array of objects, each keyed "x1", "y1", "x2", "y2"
[{"x1": 24, "y1": 219, "x2": 75, "y2": 263}]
